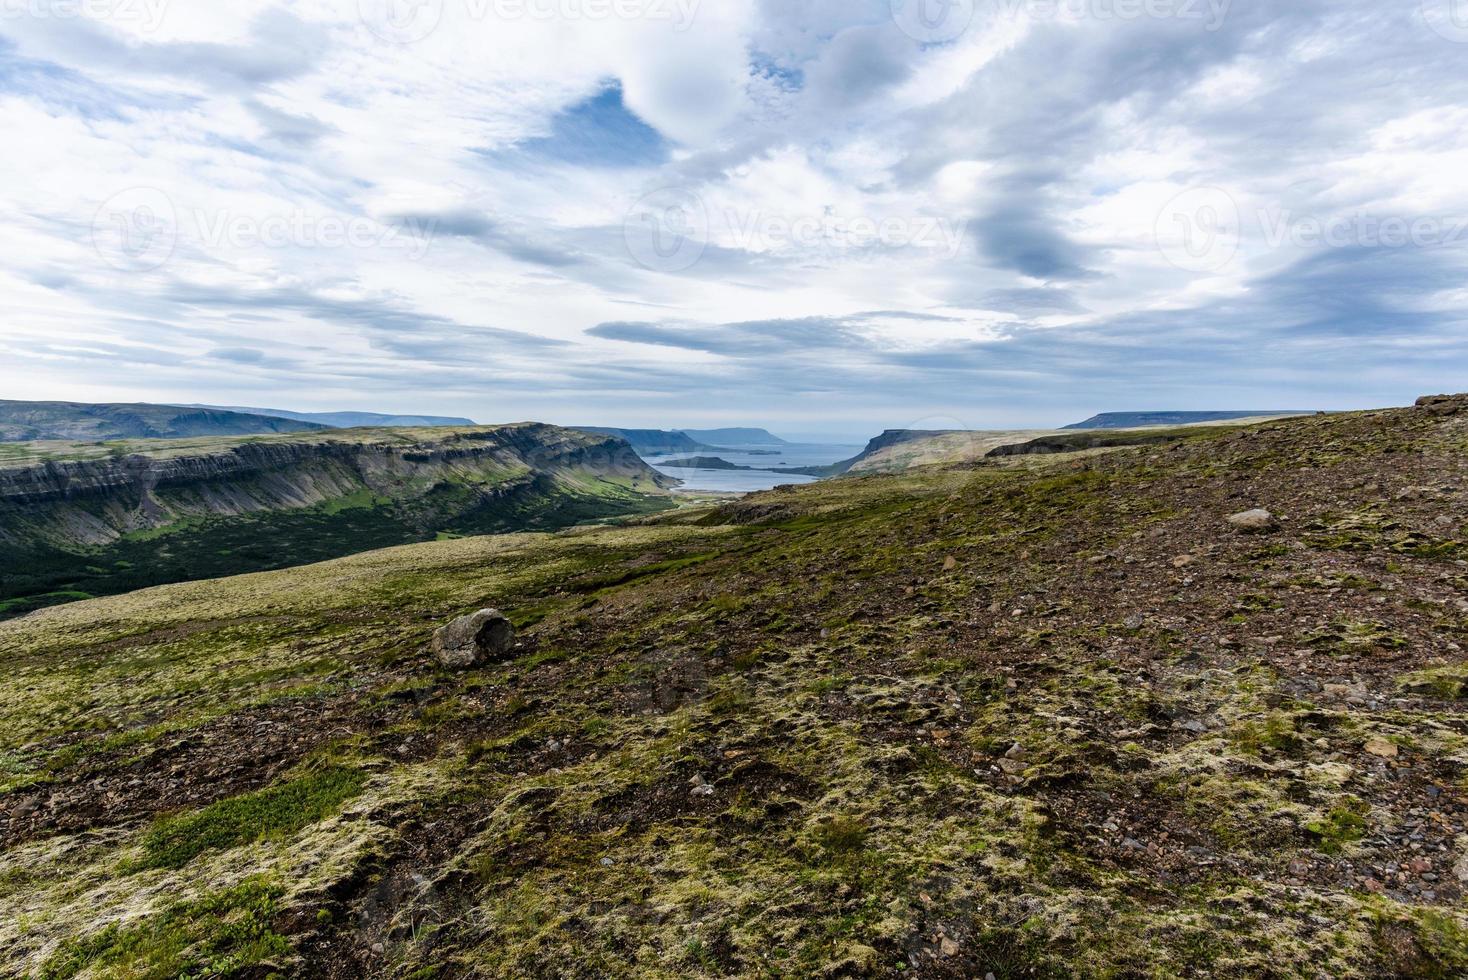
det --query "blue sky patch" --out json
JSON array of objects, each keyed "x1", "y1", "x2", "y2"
[{"x1": 512, "y1": 81, "x2": 668, "y2": 168}]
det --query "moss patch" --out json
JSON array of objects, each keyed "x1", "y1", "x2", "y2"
[{"x1": 138, "y1": 766, "x2": 367, "y2": 869}]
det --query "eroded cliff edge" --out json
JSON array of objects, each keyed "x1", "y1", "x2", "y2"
[{"x1": 0, "y1": 424, "x2": 674, "y2": 615}]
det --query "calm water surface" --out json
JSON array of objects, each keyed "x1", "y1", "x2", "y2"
[{"x1": 646, "y1": 443, "x2": 863, "y2": 493}]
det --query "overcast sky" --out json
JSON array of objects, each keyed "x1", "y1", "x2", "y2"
[{"x1": 2, "y1": 0, "x2": 1466, "y2": 439}]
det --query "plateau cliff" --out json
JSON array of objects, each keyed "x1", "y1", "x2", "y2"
[
  {"x1": 0, "y1": 424, "x2": 673, "y2": 615},
  {"x1": 0, "y1": 400, "x2": 327, "y2": 442}
]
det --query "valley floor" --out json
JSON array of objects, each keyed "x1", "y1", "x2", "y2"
[{"x1": 3, "y1": 400, "x2": 1468, "y2": 977}]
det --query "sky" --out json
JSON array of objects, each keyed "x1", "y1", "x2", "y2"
[{"x1": 1, "y1": 0, "x2": 1466, "y2": 440}]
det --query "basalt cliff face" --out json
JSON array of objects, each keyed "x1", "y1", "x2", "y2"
[{"x1": 0, "y1": 424, "x2": 674, "y2": 615}]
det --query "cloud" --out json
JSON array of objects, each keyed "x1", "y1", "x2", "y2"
[
  {"x1": 5, "y1": 8, "x2": 327, "y2": 92},
  {"x1": 208, "y1": 346, "x2": 266, "y2": 363},
  {"x1": 2, "y1": 0, "x2": 1467, "y2": 432},
  {"x1": 973, "y1": 201, "x2": 1097, "y2": 281},
  {"x1": 589, "y1": 316, "x2": 869, "y2": 356}
]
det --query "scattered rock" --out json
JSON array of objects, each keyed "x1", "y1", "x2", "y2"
[
  {"x1": 432, "y1": 609, "x2": 517, "y2": 669},
  {"x1": 1226, "y1": 509, "x2": 1277, "y2": 531},
  {"x1": 1364, "y1": 738, "x2": 1399, "y2": 759},
  {"x1": 1004, "y1": 743, "x2": 1026, "y2": 760},
  {"x1": 943, "y1": 555, "x2": 958, "y2": 572},
  {"x1": 1416, "y1": 393, "x2": 1468, "y2": 416}
]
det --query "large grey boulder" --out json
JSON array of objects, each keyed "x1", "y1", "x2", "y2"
[
  {"x1": 433, "y1": 609, "x2": 517, "y2": 668},
  {"x1": 1226, "y1": 509, "x2": 1277, "y2": 532},
  {"x1": 1416, "y1": 393, "x2": 1468, "y2": 416}
]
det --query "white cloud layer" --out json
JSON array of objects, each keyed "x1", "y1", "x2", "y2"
[{"x1": 0, "y1": 0, "x2": 1466, "y2": 437}]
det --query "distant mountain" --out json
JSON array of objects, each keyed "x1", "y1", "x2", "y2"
[
  {"x1": 575, "y1": 427, "x2": 713, "y2": 454},
  {"x1": 190, "y1": 405, "x2": 477, "y2": 428},
  {"x1": 678, "y1": 428, "x2": 788, "y2": 445},
  {"x1": 0, "y1": 400, "x2": 326, "y2": 442},
  {"x1": 770, "y1": 429, "x2": 965, "y2": 478},
  {"x1": 1065, "y1": 411, "x2": 1310, "y2": 429}
]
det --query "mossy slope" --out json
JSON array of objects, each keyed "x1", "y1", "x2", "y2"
[{"x1": 3, "y1": 400, "x2": 1468, "y2": 977}]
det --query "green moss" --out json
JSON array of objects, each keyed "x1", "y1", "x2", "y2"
[
  {"x1": 1399, "y1": 666, "x2": 1468, "y2": 699},
  {"x1": 39, "y1": 877, "x2": 288, "y2": 980},
  {"x1": 1305, "y1": 799, "x2": 1369, "y2": 854},
  {"x1": 1304, "y1": 620, "x2": 1408, "y2": 654},
  {"x1": 1231, "y1": 712, "x2": 1305, "y2": 756},
  {"x1": 812, "y1": 815, "x2": 870, "y2": 857},
  {"x1": 137, "y1": 766, "x2": 367, "y2": 869}
]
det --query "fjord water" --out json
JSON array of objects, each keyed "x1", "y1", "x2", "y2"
[{"x1": 646, "y1": 442, "x2": 862, "y2": 493}]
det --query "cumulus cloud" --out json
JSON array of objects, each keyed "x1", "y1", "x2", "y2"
[{"x1": 1, "y1": 0, "x2": 1466, "y2": 434}]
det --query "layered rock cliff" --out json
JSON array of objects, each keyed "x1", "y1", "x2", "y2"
[{"x1": 0, "y1": 424, "x2": 675, "y2": 614}]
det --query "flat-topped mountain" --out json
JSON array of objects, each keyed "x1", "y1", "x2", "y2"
[
  {"x1": 0, "y1": 424, "x2": 673, "y2": 616},
  {"x1": 188, "y1": 405, "x2": 478, "y2": 428},
  {"x1": 574, "y1": 427, "x2": 713, "y2": 454},
  {"x1": 678, "y1": 428, "x2": 788, "y2": 445},
  {"x1": 0, "y1": 400, "x2": 327, "y2": 442},
  {"x1": 780, "y1": 428, "x2": 1059, "y2": 478},
  {"x1": 1066, "y1": 410, "x2": 1310, "y2": 429}
]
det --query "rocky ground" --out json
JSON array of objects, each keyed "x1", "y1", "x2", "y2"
[{"x1": 3, "y1": 397, "x2": 1468, "y2": 977}]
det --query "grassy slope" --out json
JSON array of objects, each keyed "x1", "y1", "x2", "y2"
[{"x1": 3, "y1": 404, "x2": 1468, "y2": 977}]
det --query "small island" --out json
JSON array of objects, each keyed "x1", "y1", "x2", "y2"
[{"x1": 658, "y1": 456, "x2": 753, "y2": 470}]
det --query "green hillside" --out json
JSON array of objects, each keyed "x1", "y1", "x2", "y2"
[
  {"x1": 0, "y1": 424, "x2": 674, "y2": 617},
  {"x1": 2, "y1": 400, "x2": 1467, "y2": 977}
]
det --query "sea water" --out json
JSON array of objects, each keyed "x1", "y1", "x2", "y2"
[{"x1": 645, "y1": 443, "x2": 864, "y2": 493}]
